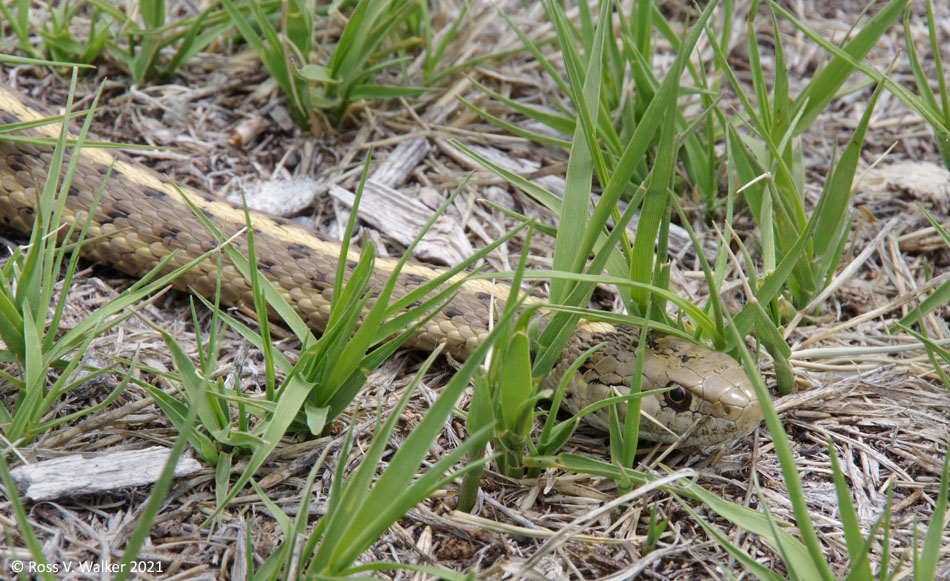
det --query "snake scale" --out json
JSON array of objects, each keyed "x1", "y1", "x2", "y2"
[{"x1": 0, "y1": 85, "x2": 762, "y2": 446}]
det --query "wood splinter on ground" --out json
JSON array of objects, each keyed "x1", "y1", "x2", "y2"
[{"x1": 9, "y1": 446, "x2": 202, "y2": 502}]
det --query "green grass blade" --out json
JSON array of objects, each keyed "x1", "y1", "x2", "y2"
[
  {"x1": 544, "y1": 0, "x2": 608, "y2": 303},
  {"x1": 811, "y1": 79, "x2": 886, "y2": 283},
  {"x1": 629, "y1": 101, "x2": 675, "y2": 311},
  {"x1": 722, "y1": 315, "x2": 835, "y2": 580},
  {"x1": 785, "y1": 0, "x2": 908, "y2": 133},
  {"x1": 316, "y1": 302, "x2": 522, "y2": 570},
  {"x1": 896, "y1": 206, "x2": 950, "y2": 328},
  {"x1": 828, "y1": 441, "x2": 874, "y2": 578},
  {"x1": 457, "y1": 95, "x2": 572, "y2": 149},
  {"x1": 916, "y1": 449, "x2": 949, "y2": 580}
]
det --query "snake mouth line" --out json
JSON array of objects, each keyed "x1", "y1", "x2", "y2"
[{"x1": 0, "y1": 85, "x2": 762, "y2": 446}]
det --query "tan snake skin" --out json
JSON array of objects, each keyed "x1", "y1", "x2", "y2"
[{"x1": 0, "y1": 85, "x2": 762, "y2": 445}]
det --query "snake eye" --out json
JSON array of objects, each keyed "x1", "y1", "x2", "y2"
[{"x1": 663, "y1": 382, "x2": 692, "y2": 412}]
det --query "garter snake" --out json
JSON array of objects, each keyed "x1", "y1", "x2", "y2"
[{"x1": 0, "y1": 85, "x2": 762, "y2": 446}]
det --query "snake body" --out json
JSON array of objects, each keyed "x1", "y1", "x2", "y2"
[{"x1": 0, "y1": 85, "x2": 761, "y2": 446}]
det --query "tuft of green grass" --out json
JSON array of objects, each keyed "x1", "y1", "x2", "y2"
[
  {"x1": 2, "y1": 0, "x2": 230, "y2": 83},
  {"x1": 244, "y1": 345, "x2": 493, "y2": 579},
  {"x1": 221, "y1": 0, "x2": 429, "y2": 133}
]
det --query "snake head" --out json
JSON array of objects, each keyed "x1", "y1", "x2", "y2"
[
  {"x1": 560, "y1": 324, "x2": 763, "y2": 446},
  {"x1": 639, "y1": 335, "x2": 763, "y2": 446}
]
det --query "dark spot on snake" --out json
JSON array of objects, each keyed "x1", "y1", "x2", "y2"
[
  {"x1": 67, "y1": 186, "x2": 80, "y2": 197},
  {"x1": 645, "y1": 334, "x2": 659, "y2": 351},
  {"x1": 443, "y1": 305, "x2": 463, "y2": 319},
  {"x1": 258, "y1": 258, "x2": 277, "y2": 271},
  {"x1": 272, "y1": 216, "x2": 288, "y2": 226},
  {"x1": 679, "y1": 354, "x2": 695, "y2": 363},
  {"x1": 95, "y1": 164, "x2": 122, "y2": 179},
  {"x1": 8, "y1": 154, "x2": 26, "y2": 171},
  {"x1": 200, "y1": 208, "x2": 214, "y2": 220},
  {"x1": 404, "y1": 273, "x2": 425, "y2": 285},
  {"x1": 107, "y1": 203, "x2": 130, "y2": 220},
  {"x1": 288, "y1": 243, "x2": 311, "y2": 260},
  {"x1": 618, "y1": 328, "x2": 639, "y2": 348},
  {"x1": 476, "y1": 292, "x2": 491, "y2": 301},
  {"x1": 155, "y1": 224, "x2": 181, "y2": 240},
  {"x1": 0, "y1": 111, "x2": 18, "y2": 124},
  {"x1": 408, "y1": 300, "x2": 421, "y2": 309},
  {"x1": 346, "y1": 260, "x2": 358, "y2": 269},
  {"x1": 201, "y1": 194, "x2": 216, "y2": 203},
  {"x1": 143, "y1": 187, "x2": 167, "y2": 199},
  {"x1": 663, "y1": 382, "x2": 692, "y2": 412}
]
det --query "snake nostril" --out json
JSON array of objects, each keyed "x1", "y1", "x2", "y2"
[{"x1": 663, "y1": 381, "x2": 692, "y2": 412}]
